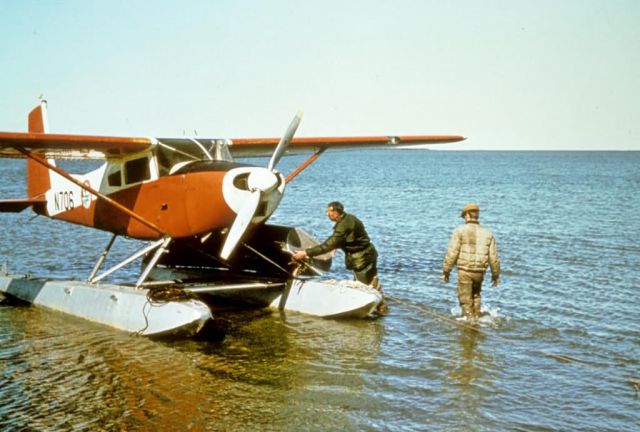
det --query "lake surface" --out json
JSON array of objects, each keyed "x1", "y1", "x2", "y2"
[{"x1": 1, "y1": 150, "x2": 639, "y2": 431}]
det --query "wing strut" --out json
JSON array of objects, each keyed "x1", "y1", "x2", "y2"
[
  {"x1": 14, "y1": 146, "x2": 166, "y2": 236},
  {"x1": 285, "y1": 148, "x2": 327, "y2": 184}
]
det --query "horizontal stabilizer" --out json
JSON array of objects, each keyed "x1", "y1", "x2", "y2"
[{"x1": 0, "y1": 198, "x2": 46, "y2": 213}]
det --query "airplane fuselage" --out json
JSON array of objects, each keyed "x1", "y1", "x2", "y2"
[{"x1": 37, "y1": 158, "x2": 284, "y2": 240}]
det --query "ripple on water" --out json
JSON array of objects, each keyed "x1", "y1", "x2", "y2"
[{"x1": 2, "y1": 151, "x2": 640, "y2": 431}]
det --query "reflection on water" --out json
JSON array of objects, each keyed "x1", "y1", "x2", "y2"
[
  {"x1": 1, "y1": 304, "x2": 385, "y2": 431},
  {"x1": 450, "y1": 329, "x2": 488, "y2": 386},
  {"x1": 447, "y1": 329, "x2": 495, "y2": 430}
]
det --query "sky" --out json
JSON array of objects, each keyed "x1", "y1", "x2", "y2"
[{"x1": 0, "y1": 0, "x2": 638, "y2": 150}]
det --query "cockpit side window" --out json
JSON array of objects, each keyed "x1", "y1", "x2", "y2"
[
  {"x1": 106, "y1": 163, "x2": 122, "y2": 187},
  {"x1": 108, "y1": 170, "x2": 122, "y2": 187},
  {"x1": 124, "y1": 157, "x2": 151, "y2": 184}
]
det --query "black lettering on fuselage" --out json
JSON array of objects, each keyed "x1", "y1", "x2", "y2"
[{"x1": 54, "y1": 191, "x2": 75, "y2": 211}]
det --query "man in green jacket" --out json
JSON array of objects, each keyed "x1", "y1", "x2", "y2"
[
  {"x1": 442, "y1": 203, "x2": 501, "y2": 321},
  {"x1": 293, "y1": 201, "x2": 387, "y2": 314}
]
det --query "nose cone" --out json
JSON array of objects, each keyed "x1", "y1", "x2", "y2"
[
  {"x1": 247, "y1": 168, "x2": 279, "y2": 193},
  {"x1": 222, "y1": 166, "x2": 285, "y2": 224}
]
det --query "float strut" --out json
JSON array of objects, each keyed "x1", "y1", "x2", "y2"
[
  {"x1": 90, "y1": 238, "x2": 167, "y2": 284},
  {"x1": 136, "y1": 237, "x2": 172, "y2": 288},
  {"x1": 88, "y1": 234, "x2": 117, "y2": 282}
]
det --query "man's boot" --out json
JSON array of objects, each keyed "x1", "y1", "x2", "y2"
[
  {"x1": 461, "y1": 304, "x2": 475, "y2": 321},
  {"x1": 370, "y1": 276, "x2": 387, "y2": 315},
  {"x1": 472, "y1": 296, "x2": 482, "y2": 319}
]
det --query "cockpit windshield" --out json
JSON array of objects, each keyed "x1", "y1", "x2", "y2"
[{"x1": 155, "y1": 138, "x2": 233, "y2": 175}]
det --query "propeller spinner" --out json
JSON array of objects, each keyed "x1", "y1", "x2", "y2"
[{"x1": 220, "y1": 112, "x2": 303, "y2": 260}]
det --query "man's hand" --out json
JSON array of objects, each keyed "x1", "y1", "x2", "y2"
[
  {"x1": 292, "y1": 250, "x2": 308, "y2": 261},
  {"x1": 491, "y1": 277, "x2": 500, "y2": 287},
  {"x1": 441, "y1": 272, "x2": 450, "y2": 283}
]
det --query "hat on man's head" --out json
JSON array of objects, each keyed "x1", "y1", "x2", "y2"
[{"x1": 460, "y1": 203, "x2": 480, "y2": 217}]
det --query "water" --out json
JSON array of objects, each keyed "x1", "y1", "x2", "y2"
[{"x1": 1, "y1": 150, "x2": 639, "y2": 431}]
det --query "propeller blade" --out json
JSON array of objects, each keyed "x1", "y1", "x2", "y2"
[
  {"x1": 221, "y1": 112, "x2": 301, "y2": 260},
  {"x1": 267, "y1": 111, "x2": 303, "y2": 171},
  {"x1": 220, "y1": 190, "x2": 261, "y2": 260}
]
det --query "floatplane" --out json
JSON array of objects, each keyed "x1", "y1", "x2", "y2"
[{"x1": 0, "y1": 100, "x2": 464, "y2": 337}]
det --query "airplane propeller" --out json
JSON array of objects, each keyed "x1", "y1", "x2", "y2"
[
  {"x1": 220, "y1": 188, "x2": 261, "y2": 260},
  {"x1": 268, "y1": 111, "x2": 302, "y2": 171},
  {"x1": 220, "y1": 112, "x2": 303, "y2": 260}
]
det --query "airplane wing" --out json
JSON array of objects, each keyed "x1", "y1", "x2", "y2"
[
  {"x1": 0, "y1": 131, "x2": 464, "y2": 160},
  {"x1": 225, "y1": 135, "x2": 465, "y2": 158},
  {"x1": 0, "y1": 132, "x2": 153, "y2": 159}
]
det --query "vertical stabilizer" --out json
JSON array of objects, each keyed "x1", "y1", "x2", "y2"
[
  {"x1": 28, "y1": 100, "x2": 49, "y2": 133},
  {"x1": 27, "y1": 101, "x2": 53, "y2": 199}
]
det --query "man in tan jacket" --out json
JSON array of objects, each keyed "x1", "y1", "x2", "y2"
[{"x1": 442, "y1": 203, "x2": 500, "y2": 320}]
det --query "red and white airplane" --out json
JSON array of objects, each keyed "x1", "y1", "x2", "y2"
[{"x1": 0, "y1": 101, "x2": 464, "y2": 291}]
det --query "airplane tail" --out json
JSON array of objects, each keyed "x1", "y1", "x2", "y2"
[{"x1": 27, "y1": 101, "x2": 53, "y2": 199}]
